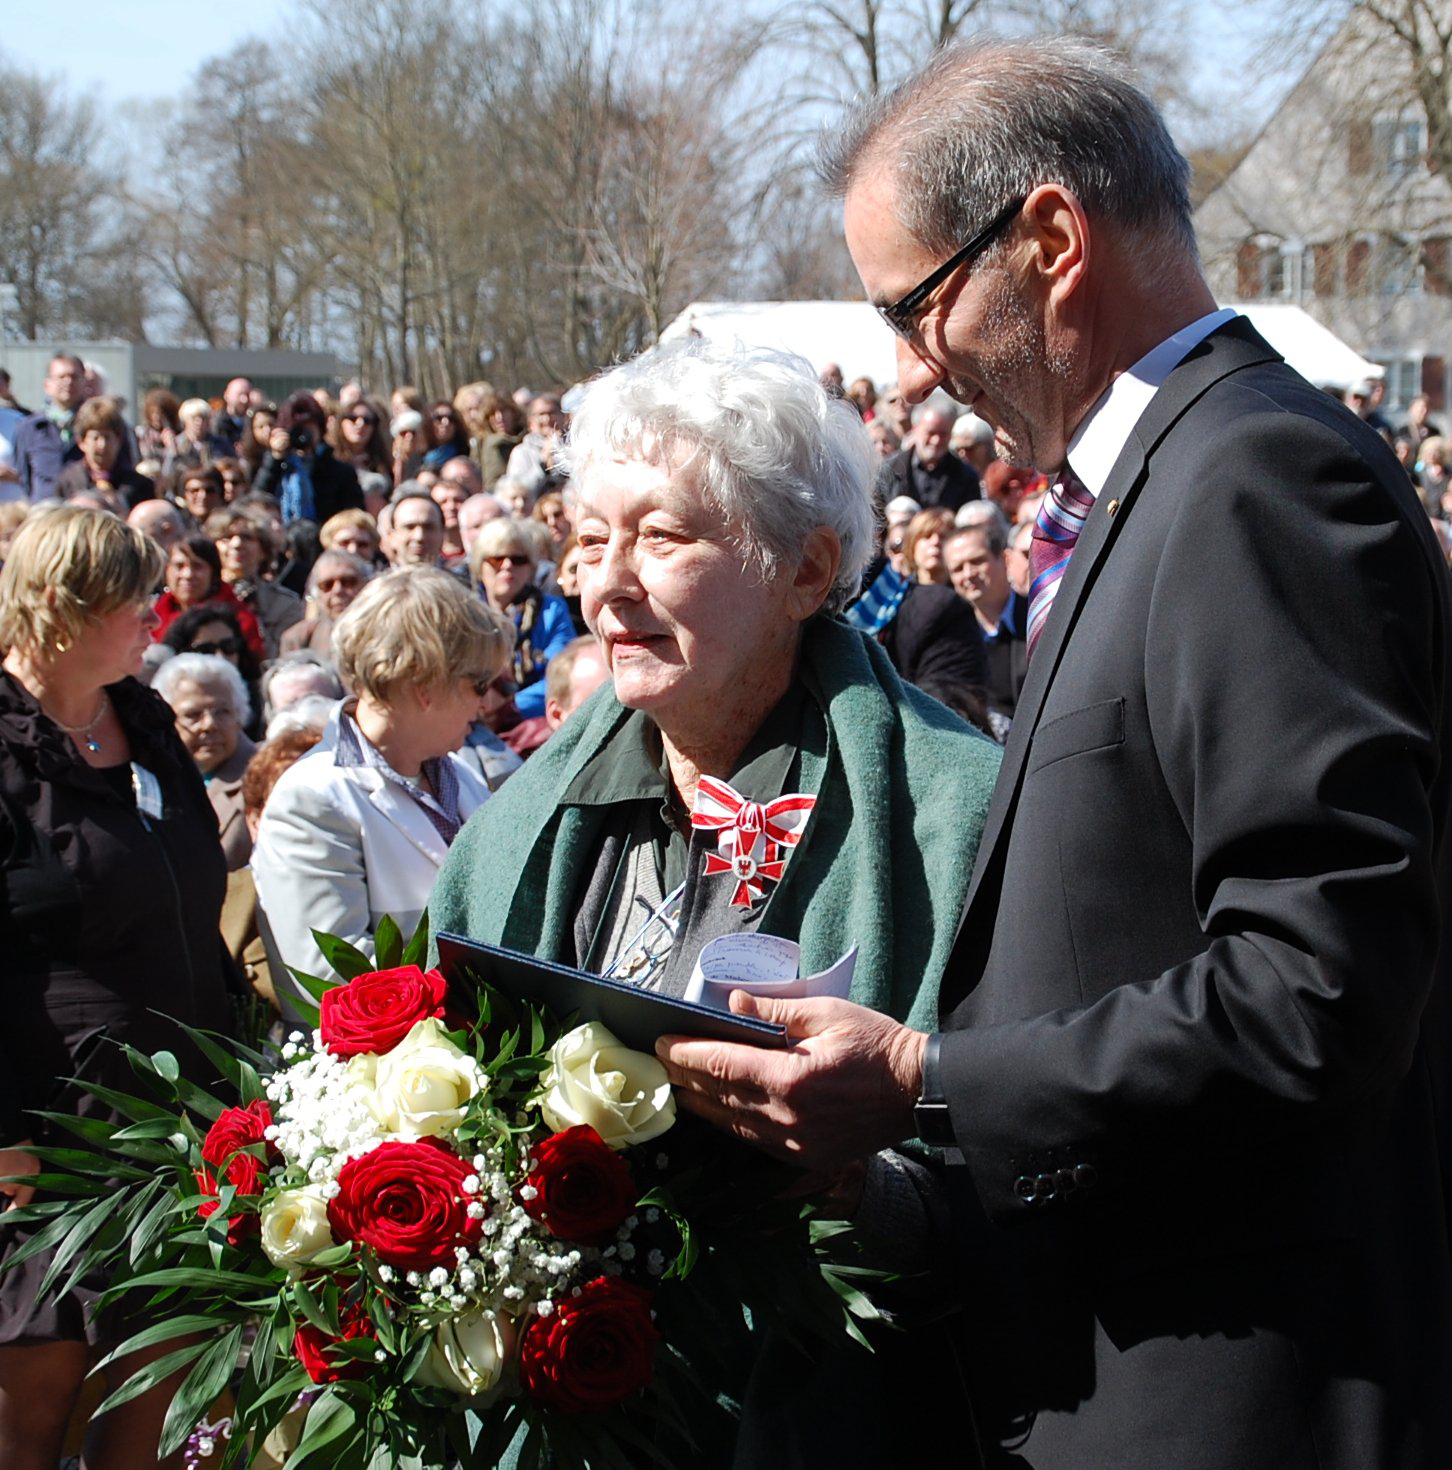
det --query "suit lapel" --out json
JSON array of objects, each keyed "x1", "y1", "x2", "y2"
[
  {"x1": 365, "y1": 769, "x2": 449, "y2": 866},
  {"x1": 958, "y1": 319, "x2": 1284, "y2": 926}
]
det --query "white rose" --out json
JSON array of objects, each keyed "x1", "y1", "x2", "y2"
[
  {"x1": 415, "y1": 1309, "x2": 516, "y2": 1399},
  {"x1": 369, "y1": 1018, "x2": 484, "y2": 1138},
  {"x1": 539, "y1": 1021, "x2": 676, "y2": 1149},
  {"x1": 259, "y1": 1187, "x2": 335, "y2": 1273}
]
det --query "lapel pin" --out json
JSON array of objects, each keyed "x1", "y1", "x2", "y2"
[{"x1": 1106, "y1": 498, "x2": 1120, "y2": 517}]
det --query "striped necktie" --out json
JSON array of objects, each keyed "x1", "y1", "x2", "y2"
[{"x1": 1026, "y1": 470, "x2": 1096, "y2": 657}]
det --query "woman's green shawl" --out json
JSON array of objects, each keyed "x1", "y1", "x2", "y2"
[{"x1": 429, "y1": 616, "x2": 1001, "y2": 1032}]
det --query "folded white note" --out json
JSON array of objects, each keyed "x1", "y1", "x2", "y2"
[{"x1": 683, "y1": 935, "x2": 857, "y2": 1011}]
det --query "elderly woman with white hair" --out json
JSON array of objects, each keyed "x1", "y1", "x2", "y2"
[
  {"x1": 433, "y1": 336, "x2": 1000, "y2": 1033},
  {"x1": 153, "y1": 652, "x2": 257, "y2": 870},
  {"x1": 251, "y1": 567, "x2": 513, "y2": 988}
]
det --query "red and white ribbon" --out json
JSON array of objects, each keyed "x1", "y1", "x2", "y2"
[{"x1": 690, "y1": 776, "x2": 816, "y2": 909}]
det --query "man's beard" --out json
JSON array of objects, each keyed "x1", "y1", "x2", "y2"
[{"x1": 950, "y1": 269, "x2": 1075, "y2": 474}]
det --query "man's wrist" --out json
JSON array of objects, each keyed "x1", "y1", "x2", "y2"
[{"x1": 912, "y1": 1031, "x2": 956, "y2": 1147}]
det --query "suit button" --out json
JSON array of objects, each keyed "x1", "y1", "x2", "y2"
[
  {"x1": 1034, "y1": 1173, "x2": 1057, "y2": 1200},
  {"x1": 1014, "y1": 1175, "x2": 1036, "y2": 1203},
  {"x1": 1074, "y1": 1163, "x2": 1099, "y2": 1189}
]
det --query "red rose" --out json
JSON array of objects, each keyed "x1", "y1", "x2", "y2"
[
  {"x1": 319, "y1": 965, "x2": 449, "y2": 1058},
  {"x1": 327, "y1": 1137, "x2": 484, "y2": 1270},
  {"x1": 293, "y1": 1303, "x2": 377, "y2": 1384},
  {"x1": 518, "y1": 1277, "x2": 658, "y2": 1413},
  {"x1": 519, "y1": 1126, "x2": 637, "y2": 1244},
  {"x1": 196, "y1": 1100, "x2": 274, "y2": 1244}
]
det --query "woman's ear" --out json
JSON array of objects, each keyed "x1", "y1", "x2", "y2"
[{"x1": 787, "y1": 525, "x2": 842, "y2": 622}]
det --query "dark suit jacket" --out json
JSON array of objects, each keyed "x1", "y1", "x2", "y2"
[
  {"x1": 936, "y1": 319, "x2": 1452, "y2": 1468},
  {"x1": 878, "y1": 445, "x2": 981, "y2": 511},
  {"x1": 881, "y1": 582, "x2": 987, "y2": 699}
]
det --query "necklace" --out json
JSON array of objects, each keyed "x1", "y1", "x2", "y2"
[{"x1": 45, "y1": 692, "x2": 109, "y2": 753}]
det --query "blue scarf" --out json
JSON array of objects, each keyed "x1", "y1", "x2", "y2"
[
  {"x1": 279, "y1": 451, "x2": 318, "y2": 524},
  {"x1": 843, "y1": 560, "x2": 911, "y2": 637}
]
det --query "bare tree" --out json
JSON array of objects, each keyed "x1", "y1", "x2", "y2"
[{"x1": 0, "y1": 56, "x2": 112, "y2": 339}]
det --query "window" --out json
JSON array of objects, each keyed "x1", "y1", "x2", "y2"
[{"x1": 1374, "y1": 116, "x2": 1427, "y2": 177}]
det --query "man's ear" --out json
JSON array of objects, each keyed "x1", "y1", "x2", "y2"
[
  {"x1": 1021, "y1": 183, "x2": 1089, "y2": 306},
  {"x1": 787, "y1": 525, "x2": 842, "y2": 622}
]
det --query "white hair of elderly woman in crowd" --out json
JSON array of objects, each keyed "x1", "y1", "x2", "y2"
[
  {"x1": 251, "y1": 567, "x2": 514, "y2": 987},
  {"x1": 153, "y1": 651, "x2": 257, "y2": 870}
]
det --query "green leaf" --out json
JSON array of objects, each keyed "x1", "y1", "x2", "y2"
[
  {"x1": 94, "y1": 1314, "x2": 230, "y2": 1372},
  {"x1": 110, "y1": 1118, "x2": 186, "y2": 1142},
  {"x1": 129, "y1": 1187, "x2": 184, "y2": 1267},
  {"x1": 97, "y1": 1265, "x2": 276, "y2": 1305},
  {"x1": 372, "y1": 913, "x2": 403, "y2": 969},
  {"x1": 33, "y1": 1189, "x2": 119, "y2": 1295},
  {"x1": 310, "y1": 930, "x2": 373, "y2": 981},
  {"x1": 287, "y1": 965, "x2": 341, "y2": 1004},
  {"x1": 292, "y1": 1277, "x2": 343, "y2": 1339},
  {"x1": 287, "y1": 1389, "x2": 361, "y2": 1470},
  {"x1": 53, "y1": 1179, "x2": 164, "y2": 1301},
  {"x1": 70, "y1": 1078, "x2": 176, "y2": 1124},
  {"x1": 90, "y1": 1337, "x2": 215, "y2": 1418},
  {"x1": 290, "y1": 992, "x2": 322, "y2": 1029},
  {"x1": 401, "y1": 911, "x2": 430, "y2": 968},
  {"x1": 158, "y1": 1323, "x2": 245, "y2": 1458},
  {"x1": 305, "y1": 1242, "x2": 354, "y2": 1270},
  {"x1": 150, "y1": 1049, "x2": 181, "y2": 1083}
]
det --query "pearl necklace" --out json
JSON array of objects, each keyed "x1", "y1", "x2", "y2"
[{"x1": 46, "y1": 692, "x2": 109, "y2": 754}]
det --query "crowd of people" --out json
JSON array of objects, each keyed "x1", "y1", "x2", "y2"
[{"x1": 3, "y1": 31, "x2": 1452, "y2": 1463}]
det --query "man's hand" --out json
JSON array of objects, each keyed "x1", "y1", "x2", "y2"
[
  {"x1": 655, "y1": 994, "x2": 927, "y2": 1172},
  {"x1": 0, "y1": 1143, "x2": 39, "y2": 1211}
]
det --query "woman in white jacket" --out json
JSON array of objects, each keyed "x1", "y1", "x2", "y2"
[{"x1": 251, "y1": 567, "x2": 513, "y2": 990}]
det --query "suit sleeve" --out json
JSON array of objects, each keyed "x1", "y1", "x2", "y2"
[
  {"x1": 940, "y1": 411, "x2": 1447, "y2": 1225},
  {"x1": 250, "y1": 764, "x2": 373, "y2": 986}
]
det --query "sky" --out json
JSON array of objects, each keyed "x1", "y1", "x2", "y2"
[
  {"x1": 0, "y1": 0, "x2": 294, "y2": 98},
  {"x1": 0, "y1": 0, "x2": 1297, "y2": 143}
]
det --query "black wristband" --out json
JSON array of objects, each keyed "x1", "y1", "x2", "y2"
[{"x1": 913, "y1": 1031, "x2": 955, "y2": 1147}]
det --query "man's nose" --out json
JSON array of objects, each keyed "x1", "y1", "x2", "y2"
[{"x1": 895, "y1": 335, "x2": 948, "y2": 404}]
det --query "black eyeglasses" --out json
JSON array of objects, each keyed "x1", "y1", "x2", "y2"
[
  {"x1": 876, "y1": 195, "x2": 1026, "y2": 342},
  {"x1": 346, "y1": 413, "x2": 378, "y2": 426},
  {"x1": 431, "y1": 412, "x2": 457, "y2": 423}
]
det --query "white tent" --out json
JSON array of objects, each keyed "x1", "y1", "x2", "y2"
[{"x1": 659, "y1": 299, "x2": 1382, "y2": 396}]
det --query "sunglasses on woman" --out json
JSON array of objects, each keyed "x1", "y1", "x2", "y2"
[
  {"x1": 192, "y1": 636, "x2": 241, "y2": 657},
  {"x1": 484, "y1": 554, "x2": 532, "y2": 569}
]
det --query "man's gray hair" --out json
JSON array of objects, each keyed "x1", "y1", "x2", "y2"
[
  {"x1": 566, "y1": 338, "x2": 876, "y2": 615},
  {"x1": 950, "y1": 503, "x2": 1009, "y2": 553},
  {"x1": 153, "y1": 652, "x2": 252, "y2": 726},
  {"x1": 911, "y1": 397, "x2": 958, "y2": 429},
  {"x1": 819, "y1": 35, "x2": 1195, "y2": 261}
]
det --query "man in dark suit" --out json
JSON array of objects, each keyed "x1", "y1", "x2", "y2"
[
  {"x1": 877, "y1": 399, "x2": 981, "y2": 510},
  {"x1": 659, "y1": 35, "x2": 1452, "y2": 1470}
]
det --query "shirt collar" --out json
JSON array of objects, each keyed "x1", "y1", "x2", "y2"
[{"x1": 1065, "y1": 307, "x2": 1237, "y2": 500}]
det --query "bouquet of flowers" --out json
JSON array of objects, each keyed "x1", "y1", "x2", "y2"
[{"x1": 1, "y1": 919, "x2": 882, "y2": 1469}]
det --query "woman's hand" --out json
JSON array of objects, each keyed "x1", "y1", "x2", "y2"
[
  {"x1": 269, "y1": 428, "x2": 292, "y2": 459},
  {"x1": 0, "y1": 1143, "x2": 39, "y2": 1211}
]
